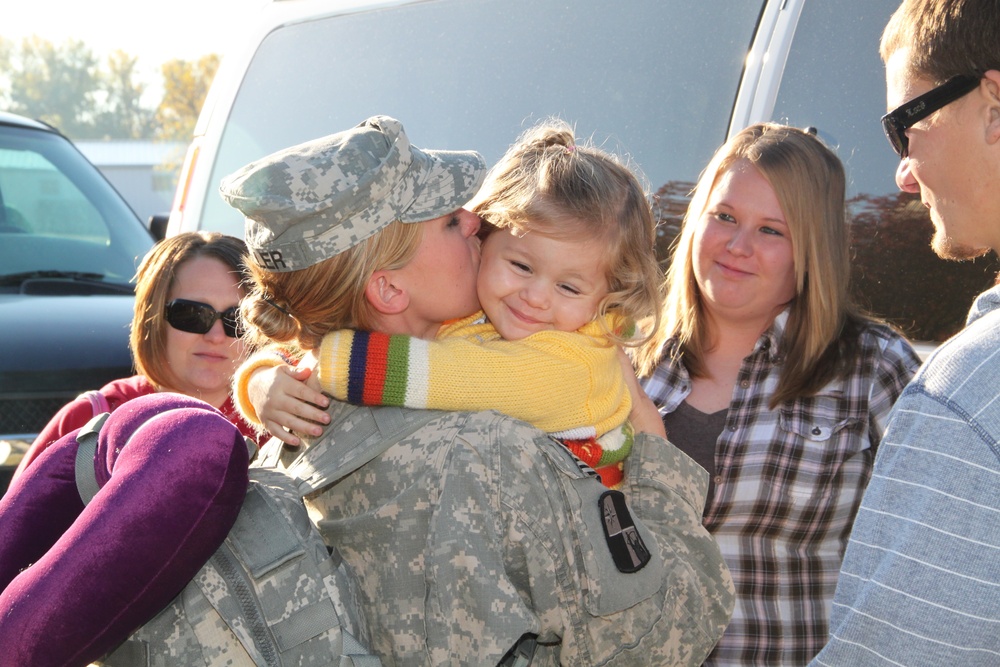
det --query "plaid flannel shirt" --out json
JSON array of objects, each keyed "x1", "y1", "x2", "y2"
[{"x1": 641, "y1": 311, "x2": 920, "y2": 667}]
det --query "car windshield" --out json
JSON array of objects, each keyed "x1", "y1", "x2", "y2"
[
  {"x1": 0, "y1": 124, "x2": 152, "y2": 287},
  {"x1": 202, "y1": 0, "x2": 766, "y2": 237}
]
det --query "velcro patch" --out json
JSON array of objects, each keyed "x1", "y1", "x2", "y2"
[{"x1": 599, "y1": 490, "x2": 651, "y2": 573}]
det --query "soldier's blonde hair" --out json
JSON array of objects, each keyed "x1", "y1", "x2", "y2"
[{"x1": 242, "y1": 221, "x2": 422, "y2": 351}]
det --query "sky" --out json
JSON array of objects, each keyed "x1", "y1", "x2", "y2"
[{"x1": 1, "y1": 0, "x2": 268, "y2": 90}]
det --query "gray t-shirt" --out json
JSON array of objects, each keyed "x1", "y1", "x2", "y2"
[{"x1": 663, "y1": 401, "x2": 727, "y2": 507}]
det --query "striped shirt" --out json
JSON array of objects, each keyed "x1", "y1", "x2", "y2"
[
  {"x1": 642, "y1": 311, "x2": 920, "y2": 666},
  {"x1": 811, "y1": 287, "x2": 1000, "y2": 666}
]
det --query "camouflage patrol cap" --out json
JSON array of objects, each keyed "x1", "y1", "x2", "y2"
[{"x1": 219, "y1": 115, "x2": 486, "y2": 271}]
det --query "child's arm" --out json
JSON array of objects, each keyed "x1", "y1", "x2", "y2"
[
  {"x1": 616, "y1": 347, "x2": 667, "y2": 439},
  {"x1": 234, "y1": 346, "x2": 330, "y2": 447},
  {"x1": 564, "y1": 351, "x2": 664, "y2": 489},
  {"x1": 315, "y1": 323, "x2": 631, "y2": 436}
]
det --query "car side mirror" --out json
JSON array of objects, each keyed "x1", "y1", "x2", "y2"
[{"x1": 148, "y1": 214, "x2": 169, "y2": 241}]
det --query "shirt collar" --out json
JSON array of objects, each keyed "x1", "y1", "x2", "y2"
[{"x1": 759, "y1": 308, "x2": 789, "y2": 364}]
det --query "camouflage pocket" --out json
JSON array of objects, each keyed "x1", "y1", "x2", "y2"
[{"x1": 536, "y1": 436, "x2": 665, "y2": 617}]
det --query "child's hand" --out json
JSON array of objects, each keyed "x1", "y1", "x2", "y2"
[
  {"x1": 617, "y1": 348, "x2": 667, "y2": 439},
  {"x1": 247, "y1": 359, "x2": 331, "y2": 447}
]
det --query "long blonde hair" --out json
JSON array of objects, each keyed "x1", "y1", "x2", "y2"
[
  {"x1": 472, "y1": 119, "x2": 666, "y2": 376},
  {"x1": 658, "y1": 123, "x2": 870, "y2": 406}
]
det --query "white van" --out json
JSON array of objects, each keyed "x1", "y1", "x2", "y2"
[{"x1": 166, "y1": 0, "x2": 998, "y2": 345}]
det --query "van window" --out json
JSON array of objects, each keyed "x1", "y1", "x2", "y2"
[
  {"x1": 203, "y1": 0, "x2": 765, "y2": 240},
  {"x1": 771, "y1": 0, "x2": 999, "y2": 342}
]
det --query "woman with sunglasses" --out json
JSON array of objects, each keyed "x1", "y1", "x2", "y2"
[
  {"x1": 0, "y1": 232, "x2": 263, "y2": 666},
  {"x1": 12, "y1": 231, "x2": 258, "y2": 478}
]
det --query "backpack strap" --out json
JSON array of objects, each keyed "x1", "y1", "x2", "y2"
[
  {"x1": 287, "y1": 406, "x2": 442, "y2": 495},
  {"x1": 498, "y1": 634, "x2": 539, "y2": 667},
  {"x1": 73, "y1": 390, "x2": 112, "y2": 505},
  {"x1": 199, "y1": 406, "x2": 439, "y2": 664},
  {"x1": 341, "y1": 632, "x2": 382, "y2": 666},
  {"x1": 95, "y1": 405, "x2": 438, "y2": 665},
  {"x1": 98, "y1": 639, "x2": 149, "y2": 667},
  {"x1": 195, "y1": 468, "x2": 384, "y2": 665},
  {"x1": 74, "y1": 412, "x2": 110, "y2": 505}
]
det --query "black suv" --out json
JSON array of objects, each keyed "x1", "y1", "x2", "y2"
[{"x1": 0, "y1": 111, "x2": 155, "y2": 492}]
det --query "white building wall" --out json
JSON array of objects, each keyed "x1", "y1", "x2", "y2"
[{"x1": 76, "y1": 141, "x2": 187, "y2": 226}]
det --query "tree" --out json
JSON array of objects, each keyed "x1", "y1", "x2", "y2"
[
  {"x1": 651, "y1": 179, "x2": 696, "y2": 266},
  {"x1": 0, "y1": 37, "x2": 12, "y2": 103},
  {"x1": 92, "y1": 50, "x2": 155, "y2": 140},
  {"x1": 155, "y1": 55, "x2": 219, "y2": 142},
  {"x1": 0, "y1": 38, "x2": 156, "y2": 140},
  {"x1": 849, "y1": 191, "x2": 999, "y2": 341},
  {"x1": 4, "y1": 36, "x2": 101, "y2": 138}
]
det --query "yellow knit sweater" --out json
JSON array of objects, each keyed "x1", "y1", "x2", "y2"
[{"x1": 314, "y1": 311, "x2": 631, "y2": 439}]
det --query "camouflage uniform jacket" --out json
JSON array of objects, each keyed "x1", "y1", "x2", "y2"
[{"x1": 259, "y1": 401, "x2": 735, "y2": 666}]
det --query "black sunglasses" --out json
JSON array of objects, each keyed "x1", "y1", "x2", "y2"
[
  {"x1": 165, "y1": 299, "x2": 242, "y2": 338},
  {"x1": 881, "y1": 74, "x2": 981, "y2": 157}
]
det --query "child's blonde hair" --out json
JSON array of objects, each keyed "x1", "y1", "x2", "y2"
[{"x1": 471, "y1": 119, "x2": 665, "y2": 376}]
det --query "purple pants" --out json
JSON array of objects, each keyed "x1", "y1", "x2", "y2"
[{"x1": 0, "y1": 393, "x2": 250, "y2": 667}]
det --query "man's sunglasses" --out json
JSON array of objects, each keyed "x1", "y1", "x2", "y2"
[
  {"x1": 881, "y1": 74, "x2": 981, "y2": 157},
  {"x1": 165, "y1": 299, "x2": 242, "y2": 338}
]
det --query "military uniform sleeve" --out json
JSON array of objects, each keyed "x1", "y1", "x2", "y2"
[
  {"x1": 482, "y1": 419, "x2": 733, "y2": 665},
  {"x1": 618, "y1": 433, "x2": 736, "y2": 659}
]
